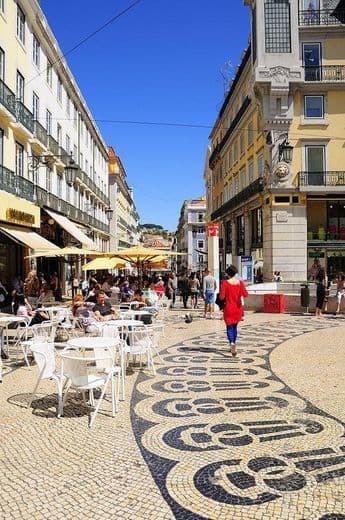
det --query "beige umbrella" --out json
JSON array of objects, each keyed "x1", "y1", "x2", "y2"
[{"x1": 82, "y1": 257, "x2": 125, "y2": 271}]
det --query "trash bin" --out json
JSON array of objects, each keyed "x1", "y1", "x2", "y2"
[
  {"x1": 300, "y1": 284, "x2": 310, "y2": 308},
  {"x1": 263, "y1": 294, "x2": 286, "y2": 313}
]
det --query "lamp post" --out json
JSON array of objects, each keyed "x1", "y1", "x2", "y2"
[{"x1": 279, "y1": 140, "x2": 293, "y2": 163}]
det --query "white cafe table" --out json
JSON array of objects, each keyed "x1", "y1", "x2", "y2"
[
  {"x1": 0, "y1": 315, "x2": 28, "y2": 353},
  {"x1": 67, "y1": 336, "x2": 120, "y2": 350}
]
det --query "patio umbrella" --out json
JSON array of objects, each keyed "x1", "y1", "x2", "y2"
[
  {"x1": 82, "y1": 257, "x2": 125, "y2": 271},
  {"x1": 26, "y1": 247, "x2": 101, "y2": 259}
]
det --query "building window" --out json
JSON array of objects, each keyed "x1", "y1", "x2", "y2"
[
  {"x1": 305, "y1": 145, "x2": 325, "y2": 185},
  {"x1": 257, "y1": 153, "x2": 264, "y2": 177},
  {"x1": 0, "y1": 47, "x2": 4, "y2": 81},
  {"x1": 248, "y1": 121, "x2": 254, "y2": 145},
  {"x1": 240, "y1": 132, "x2": 245, "y2": 154},
  {"x1": 32, "y1": 35, "x2": 40, "y2": 67},
  {"x1": 16, "y1": 4, "x2": 25, "y2": 44},
  {"x1": 46, "y1": 60, "x2": 52, "y2": 87},
  {"x1": 15, "y1": 142, "x2": 24, "y2": 176},
  {"x1": 57, "y1": 76, "x2": 62, "y2": 102},
  {"x1": 265, "y1": 0, "x2": 291, "y2": 53},
  {"x1": 197, "y1": 240, "x2": 204, "y2": 249},
  {"x1": 57, "y1": 175, "x2": 62, "y2": 198},
  {"x1": 240, "y1": 167, "x2": 246, "y2": 190},
  {"x1": 73, "y1": 144, "x2": 78, "y2": 161},
  {"x1": 236, "y1": 215, "x2": 245, "y2": 255},
  {"x1": 16, "y1": 70, "x2": 24, "y2": 102},
  {"x1": 304, "y1": 95, "x2": 324, "y2": 118},
  {"x1": 303, "y1": 42, "x2": 321, "y2": 81},
  {"x1": 79, "y1": 152, "x2": 84, "y2": 170},
  {"x1": 0, "y1": 0, "x2": 4, "y2": 13},
  {"x1": 46, "y1": 110, "x2": 52, "y2": 135},
  {"x1": 46, "y1": 166, "x2": 52, "y2": 192},
  {"x1": 66, "y1": 96, "x2": 70, "y2": 116},
  {"x1": 65, "y1": 134, "x2": 70, "y2": 154},
  {"x1": 233, "y1": 141, "x2": 238, "y2": 162},
  {"x1": 248, "y1": 161, "x2": 254, "y2": 183},
  {"x1": 57, "y1": 124, "x2": 62, "y2": 146},
  {"x1": 225, "y1": 220, "x2": 232, "y2": 252},
  {"x1": 32, "y1": 92, "x2": 39, "y2": 120},
  {"x1": 198, "y1": 213, "x2": 203, "y2": 223},
  {"x1": 234, "y1": 175, "x2": 239, "y2": 194},
  {"x1": 251, "y1": 208, "x2": 263, "y2": 247}
]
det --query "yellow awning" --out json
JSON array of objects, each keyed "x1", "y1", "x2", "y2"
[
  {"x1": 0, "y1": 225, "x2": 59, "y2": 251},
  {"x1": 45, "y1": 209, "x2": 96, "y2": 249},
  {"x1": 26, "y1": 247, "x2": 101, "y2": 259}
]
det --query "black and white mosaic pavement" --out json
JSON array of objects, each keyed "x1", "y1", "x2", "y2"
[{"x1": 131, "y1": 317, "x2": 345, "y2": 519}]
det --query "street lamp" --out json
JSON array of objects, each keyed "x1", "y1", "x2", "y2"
[
  {"x1": 65, "y1": 158, "x2": 79, "y2": 186},
  {"x1": 279, "y1": 140, "x2": 293, "y2": 163},
  {"x1": 105, "y1": 207, "x2": 114, "y2": 221}
]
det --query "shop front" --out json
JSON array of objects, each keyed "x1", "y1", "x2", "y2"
[{"x1": 0, "y1": 190, "x2": 57, "y2": 294}]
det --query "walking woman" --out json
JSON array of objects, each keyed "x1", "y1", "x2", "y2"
[
  {"x1": 219, "y1": 265, "x2": 248, "y2": 357},
  {"x1": 189, "y1": 273, "x2": 200, "y2": 309}
]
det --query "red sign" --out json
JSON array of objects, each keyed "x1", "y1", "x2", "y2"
[{"x1": 207, "y1": 222, "x2": 219, "y2": 237}]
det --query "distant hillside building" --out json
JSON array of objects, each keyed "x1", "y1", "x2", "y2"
[{"x1": 175, "y1": 196, "x2": 207, "y2": 273}]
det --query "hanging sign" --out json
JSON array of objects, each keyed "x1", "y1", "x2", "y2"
[{"x1": 207, "y1": 222, "x2": 219, "y2": 237}]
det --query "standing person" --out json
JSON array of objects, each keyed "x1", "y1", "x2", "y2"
[
  {"x1": 203, "y1": 269, "x2": 217, "y2": 319},
  {"x1": 178, "y1": 272, "x2": 190, "y2": 309},
  {"x1": 336, "y1": 272, "x2": 345, "y2": 314},
  {"x1": 219, "y1": 265, "x2": 248, "y2": 357},
  {"x1": 72, "y1": 274, "x2": 79, "y2": 298},
  {"x1": 167, "y1": 272, "x2": 178, "y2": 308},
  {"x1": 315, "y1": 269, "x2": 326, "y2": 318},
  {"x1": 189, "y1": 273, "x2": 200, "y2": 309},
  {"x1": 24, "y1": 270, "x2": 40, "y2": 308}
]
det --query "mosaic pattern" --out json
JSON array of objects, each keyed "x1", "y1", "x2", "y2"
[{"x1": 131, "y1": 318, "x2": 345, "y2": 519}]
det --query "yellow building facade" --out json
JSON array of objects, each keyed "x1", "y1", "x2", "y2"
[{"x1": 207, "y1": 0, "x2": 345, "y2": 281}]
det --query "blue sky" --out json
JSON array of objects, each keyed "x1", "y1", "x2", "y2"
[{"x1": 41, "y1": 0, "x2": 250, "y2": 230}]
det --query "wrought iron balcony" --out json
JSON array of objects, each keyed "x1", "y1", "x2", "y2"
[
  {"x1": 0, "y1": 79, "x2": 16, "y2": 116},
  {"x1": 209, "y1": 96, "x2": 251, "y2": 169},
  {"x1": 304, "y1": 65, "x2": 345, "y2": 82},
  {"x1": 211, "y1": 177, "x2": 264, "y2": 220},
  {"x1": 299, "y1": 8, "x2": 345, "y2": 26},
  {"x1": 16, "y1": 101, "x2": 34, "y2": 133},
  {"x1": 299, "y1": 171, "x2": 345, "y2": 187},
  {"x1": 0, "y1": 166, "x2": 35, "y2": 202},
  {"x1": 33, "y1": 120, "x2": 48, "y2": 147},
  {"x1": 47, "y1": 135, "x2": 59, "y2": 156}
]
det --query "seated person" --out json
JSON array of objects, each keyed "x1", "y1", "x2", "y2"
[
  {"x1": 71, "y1": 294, "x2": 99, "y2": 333},
  {"x1": 131, "y1": 289, "x2": 146, "y2": 308},
  {"x1": 121, "y1": 281, "x2": 134, "y2": 302},
  {"x1": 37, "y1": 283, "x2": 55, "y2": 305},
  {"x1": 85, "y1": 283, "x2": 103, "y2": 303},
  {"x1": 14, "y1": 294, "x2": 49, "y2": 325},
  {"x1": 93, "y1": 291, "x2": 118, "y2": 322}
]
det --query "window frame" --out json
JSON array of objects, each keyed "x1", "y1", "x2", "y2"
[
  {"x1": 46, "y1": 109, "x2": 52, "y2": 135},
  {"x1": 16, "y1": 70, "x2": 24, "y2": 102},
  {"x1": 16, "y1": 4, "x2": 25, "y2": 45},
  {"x1": 0, "y1": 46, "x2": 4, "y2": 81},
  {"x1": 46, "y1": 60, "x2": 52, "y2": 87},
  {"x1": 32, "y1": 92, "x2": 39, "y2": 121},
  {"x1": 304, "y1": 95, "x2": 324, "y2": 119},
  {"x1": 15, "y1": 141, "x2": 24, "y2": 177},
  {"x1": 32, "y1": 34, "x2": 40, "y2": 68}
]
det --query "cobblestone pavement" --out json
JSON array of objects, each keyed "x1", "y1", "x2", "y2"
[{"x1": 1, "y1": 310, "x2": 345, "y2": 519}]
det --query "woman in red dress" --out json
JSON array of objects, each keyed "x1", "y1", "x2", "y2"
[{"x1": 219, "y1": 265, "x2": 248, "y2": 357}]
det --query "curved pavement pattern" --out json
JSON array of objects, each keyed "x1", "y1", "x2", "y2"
[
  {"x1": 1, "y1": 313, "x2": 345, "y2": 519},
  {"x1": 131, "y1": 317, "x2": 345, "y2": 520}
]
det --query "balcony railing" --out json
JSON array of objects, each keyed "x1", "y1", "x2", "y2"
[
  {"x1": 76, "y1": 167, "x2": 109, "y2": 206},
  {"x1": 299, "y1": 171, "x2": 345, "y2": 187},
  {"x1": 47, "y1": 135, "x2": 59, "y2": 156},
  {"x1": 0, "y1": 166, "x2": 35, "y2": 202},
  {"x1": 16, "y1": 101, "x2": 34, "y2": 133},
  {"x1": 33, "y1": 120, "x2": 48, "y2": 147},
  {"x1": 304, "y1": 65, "x2": 345, "y2": 82},
  {"x1": 211, "y1": 177, "x2": 264, "y2": 220},
  {"x1": 58, "y1": 146, "x2": 70, "y2": 166},
  {"x1": 299, "y1": 9, "x2": 345, "y2": 26},
  {"x1": 0, "y1": 79, "x2": 16, "y2": 116}
]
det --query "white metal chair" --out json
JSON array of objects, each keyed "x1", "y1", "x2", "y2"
[
  {"x1": 124, "y1": 325, "x2": 155, "y2": 375},
  {"x1": 54, "y1": 308, "x2": 79, "y2": 339},
  {"x1": 28, "y1": 342, "x2": 65, "y2": 416},
  {"x1": 146, "y1": 322, "x2": 165, "y2": 362},
  {"x1": 60, "y1": 345, "x2": 119, "y2": 428},
  {"x1": 101, "y1": 323, "x2": 126, "y2": 400}
]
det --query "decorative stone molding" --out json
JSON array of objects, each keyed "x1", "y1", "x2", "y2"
[
  {"x1": 275, "y1": 162, "x2": 290, "y2": 180},
  {"x1": 258, "y1": 67, "x2": 302, "y2": 87}
]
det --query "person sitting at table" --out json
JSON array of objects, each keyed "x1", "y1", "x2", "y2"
[
  {"x1": 131, "y1": 289, "x2": 146, "y2": 308},
  {"x1": 121, "y1": 281, "x2": 134, "y2": 302},
  {"x1": 14, "y1": 294, "x2": 49, "y2": 325},
  {"x1": 85, "y1": 283, "x2": 103, "y2": 303},
  {"x1": 71, "y1": 294, "x2": 99, "y2": 334},
  {"x1": 37, "y1": 283, "x2": 55, "y2": 306},
  {"x1": 93, "y1": 291, "x2": 118, "y2": 322}
]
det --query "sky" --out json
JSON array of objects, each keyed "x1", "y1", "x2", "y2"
[{"x1": 40, "y1": 0, "x2": 250, "y2": 231}]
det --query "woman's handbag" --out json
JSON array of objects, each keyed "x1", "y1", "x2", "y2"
[{"x1": 215, "y1": 293, "x2": 225, "y2": 310}]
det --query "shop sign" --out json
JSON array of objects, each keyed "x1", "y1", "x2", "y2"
[
  {"x1": 207, "y1": 222, "x2": 219, "y2": 237},
  {"x1": 6, "y1": 208, "x2": 35, "y2": 226},
  {"x1": 308, "y1": 251, "x2": 325, "y2": 258}
]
